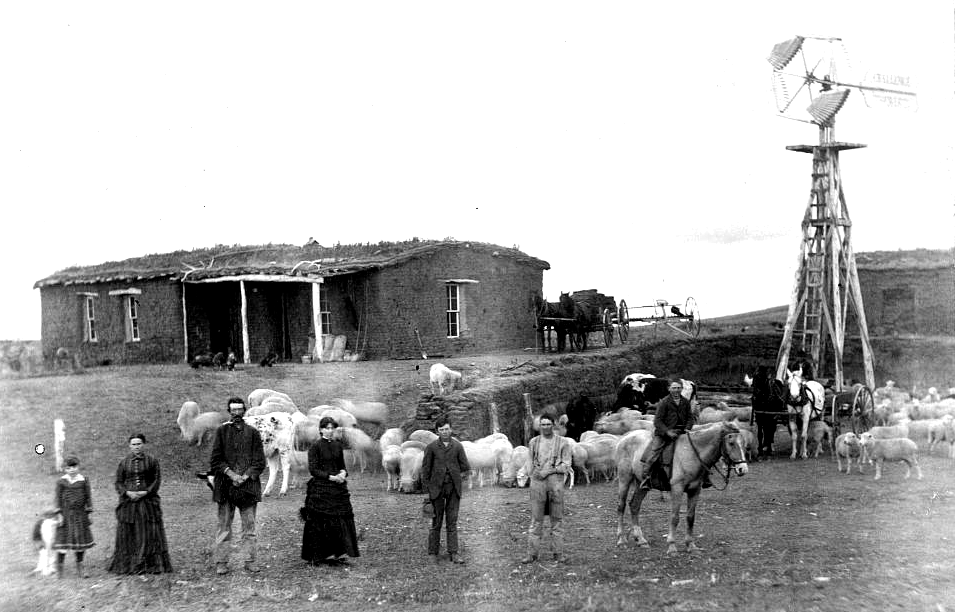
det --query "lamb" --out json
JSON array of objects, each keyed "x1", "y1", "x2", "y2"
[
  {"x1": 858, "y1": 432, "x2": 922, "y2": 480},
  {"x1": 429, "y1": 363, "x2": 463, "y2": 396},
  {"x1": 330, "y1": 398, "x2": 389, "y2": 425},
  {"x1": 248, "y1": 389, "x2": 294, "y2": 408},
  {"x1": 834, "y1": 432, "x2": 863, "y2": 474},
  {"x1": 500, "y1": 445, "x2": 530, "y2": 488},
  {"x1": 176, "y1": 401, "x2": 227, "y2": 447},
  {"x1": 381, "y1": 444, "x2": 402, "y2": 491}
]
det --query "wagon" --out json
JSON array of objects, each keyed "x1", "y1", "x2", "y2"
[
  {"x1": 535, "y1": 290, "x2": 629, "y2": 352},
  {"x1": 624, "y1": 297, "x2": 702, "y2": 338},
  {"x1": 826, "y1": 383, "x2": 876, "y2": 438}
]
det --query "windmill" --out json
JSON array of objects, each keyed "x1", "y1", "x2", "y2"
[{"x1": 767, "y1": 35, "x2": 916, "y2": 392}]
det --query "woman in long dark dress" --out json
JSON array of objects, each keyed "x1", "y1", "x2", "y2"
[
  {"x1": 301, "y1": 417, "x2": 360, "y2": 565},
  {"x1": 107, "y1": 433, "x2": 174, "y2": 574}
]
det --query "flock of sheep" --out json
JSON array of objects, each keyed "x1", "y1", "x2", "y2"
[
  {"x1": 176, "y1": 364, "x2": 955, "y2": 503},
  {"x1": 831, "y1": 382, "x2": 955, "y2": 480}
]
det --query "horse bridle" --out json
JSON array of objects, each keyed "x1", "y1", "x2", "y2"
[{"x1": 685, "y1": 430, "x2": 746, "y2": 492}]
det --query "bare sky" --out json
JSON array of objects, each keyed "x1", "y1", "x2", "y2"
[{"x1": 3, "y1": 2, "x2": 952, "y2": 340}]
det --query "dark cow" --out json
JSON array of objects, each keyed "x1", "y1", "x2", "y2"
[{"x1": 613, "y1": 375, "x2": 670, "y2": 414}]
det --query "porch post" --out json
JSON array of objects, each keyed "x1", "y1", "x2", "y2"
[
  {"x1": 181, "y1": 283, "x2": 189, "y2": 363},
  {"x1": 311, "y1": 283, "x2": 323, "y2": 360},
  {"x1": 240, "y1": 281, "x2": 250, "y2": 364}
]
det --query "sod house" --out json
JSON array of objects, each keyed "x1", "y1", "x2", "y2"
[
  {"x1": 855, "y1": 247, "x2": 954, "y2": 337},
  {"x1": 34, "y1": 240, "x2": 550, "y2": 366}
]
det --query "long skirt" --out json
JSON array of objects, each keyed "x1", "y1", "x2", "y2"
[
  {"x1": 301, "y1": 510, "x2": 360, "y2": 563},
  {"x1": 107, "y1": 518, "x2": 173, "y2": 574}
]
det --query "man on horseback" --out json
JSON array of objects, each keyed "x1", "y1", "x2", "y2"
[{"x1": 640, "y1": 380, "x2": 710, "y2": 490}]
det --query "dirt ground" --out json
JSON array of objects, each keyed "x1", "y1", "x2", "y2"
[{"x1": 1, "y1": 345, "x2": 954, "y2": 612}]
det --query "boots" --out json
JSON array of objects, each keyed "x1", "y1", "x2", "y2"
[
  {"x1": 76, "y1": 560, "x2": 89, "y2": 579},
  {"x1": 55, "y1": 554, "x2": 65, "y2": 579}
]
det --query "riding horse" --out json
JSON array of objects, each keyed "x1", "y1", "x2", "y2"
[
  {"x1": 745, "y1": 365, "x2": 788, "y2": 458},
  {"x1": 614, "y1": 422, "x2": 749, "y2": 555},
  {"x1": 784, "y1": 367, "x2": 826, "y2": 459}
]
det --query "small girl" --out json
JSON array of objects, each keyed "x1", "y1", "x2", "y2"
[{"x1": 54, "y1": 456, "x2": 95, "y2": 578}]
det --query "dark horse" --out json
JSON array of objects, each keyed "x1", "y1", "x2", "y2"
[
  {"x1": 559, "y1": 292, "x2": 595, "y2": 352},
  {"x1": 534, "y1": 295, "x2": 571, "y2": 352},
  {"x1": 746, "y1": 365, "x2": 788, "y2": 458}
]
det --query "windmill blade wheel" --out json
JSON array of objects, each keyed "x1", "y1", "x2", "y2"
[
  {"x1": 617, "y1": 299, "x2": 629, "y2": 343},
  {"x1": 682, "y1": 297, "x2": 701, "y2": 337}
]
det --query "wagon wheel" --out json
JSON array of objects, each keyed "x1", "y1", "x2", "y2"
[
  {"x1": 617, "y1": 299, "x2": 630, "y2": 343},
  {"x1": 681, "y1": 297, "x2": 702, "y2": 337},
  {"x1": 850, "y1": 385, "x2": 875, "y2": 434},
  {"x1": 602, "y1": 309, "x2": 614, "y2": 348},
  {"x1": 828, "y1": 395, "x2": 842, "y2": 440}
]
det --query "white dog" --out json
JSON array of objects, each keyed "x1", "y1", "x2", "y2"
[{"x1": 31, "y1": 510, "x2": 62, "y2": 576}]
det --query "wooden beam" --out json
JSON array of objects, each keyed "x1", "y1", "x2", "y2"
[
  {"x1": 311, "y1": 283, "x2": 323, "y2": 361},
  {"x1": 185, "y1": 275, "x2": 324, "y2": 284},
  {"x1": 181, "y1": 283, "x2": 189, "y2": 363},
  {"x1": 240, "y1": 281, "x2": 250, "y2": 364}
]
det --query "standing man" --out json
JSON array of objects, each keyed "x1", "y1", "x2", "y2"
[
  {"x1": 420, "y1": 416, "x2": 470, "y2": 564},
  {"x1": 210, "y1": 396, "x2": 266, "y2": 575},
  {"x1": 640, "y1": 380, "x2": 702, "y2": 490},
  {"x1": 521, "y1": 413, "x2": 572, "y2": 564}
]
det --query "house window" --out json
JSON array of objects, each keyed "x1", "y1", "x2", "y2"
[
  {"x1": 125, "y1": 296, "x2": 141, "y2": 342},
  {"x1": 320, "y1": 284, "x2": 332, "y2": 335},
  {"x1": 447, "y1": 284, "x2": 460, "y2": 338},
  {"x1": 85, "y1": 297, "x2": 97, "y2": 342}
]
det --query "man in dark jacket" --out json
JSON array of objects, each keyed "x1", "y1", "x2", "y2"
[
  {"x1": 209, "y1": 397, "x2": 266, "y2": 575},
  {"x1": 420, "y1": 417, "x2": 470, "y2": 564},
  {"x1": 640, "y1": 380, "x2": 699, "y2": 490}
]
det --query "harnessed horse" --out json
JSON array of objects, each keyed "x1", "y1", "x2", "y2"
[
  {"x1": 534, "y1": 295, "x2": 570, "y2": 352},
  {"x1": 746, "y1": 365, "x2": 789, "y2": 458},
  {"x1": 614, "y1": 422, "x2": 749, "y2": 555},
  {"x1": 784, "y1": 368, "x2": 826, "y2": 460}
]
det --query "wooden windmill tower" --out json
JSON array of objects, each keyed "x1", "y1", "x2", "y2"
[{"x1": 767, "y1": 35, "x2": 916, "y2": 392}]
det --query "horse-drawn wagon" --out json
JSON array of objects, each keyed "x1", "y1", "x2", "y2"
[{"x1": 535, "y1": 290, "x2": 629, "y2": 352}]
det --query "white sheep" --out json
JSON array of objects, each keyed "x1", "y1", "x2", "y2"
[
  {"x1": 807, "y1": 420, "x2": 832, "y2": 458},
  {"x1": 408, "y1": 429, "x2": 439, "y2": 446},
  {"x1": 248, "y1": 388, "x2": 293, "y2": 408},
  {"x1": 594, "y1": 410, "x2": 653, "y2": 436},
  {"x1": 176, "y1": 401, "x2": 227, "y2": 447},
  {"x1": 858, "y1": 432, "x2": 922, "y2": 481},
  {"x1": 429, "y1": 363, "x2": 463, "y2": 396},
  {"x1": 379, "y1": 427, "x2": 405, "y2": 453},
  {"x1": 337, "y1": 426, "x2": 377, "y2": 474},
  {"x1": 462, "y1": 440, "x2": 511, "y2": 488},
  {"x1": 863, "y1": 423, "x2": 911, "y2": 464},
  {"x1": 834, "y1": 432, "x2": 863, "y2": 474},
  {"x1": 500, "y1": 445, "x2": 530, "y2": 488},
  {"x1": 312, "y1": 407, "x2": 359, "y2": 429},
  {"x1": 576, "y1": 433, "x2": 619, "y2": 482},
  {"x1": 381, "y1": 444, "x2": 402, "y2": 491},
  {"x1": 330, "y1": 398, "x2": 389, "y2": 425},
  {"x1": 398, "y1": 442, "x2": 426, "y2": 492},
  {"x1": 246, "y1": 395, "x2": 298, "y2": 416}
]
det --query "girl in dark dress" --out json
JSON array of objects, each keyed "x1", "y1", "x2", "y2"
[
  {"x1": 107, "y1": 434, "x2": 174, "y2": 574},
  {"x1": 54, "y1": 456, "x2": 95, "y2": 578},
  {"x1": 301, "y1": 417, "x2": 360, "y2": 565}
]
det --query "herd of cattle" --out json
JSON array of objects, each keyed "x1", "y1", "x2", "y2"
[{"x1": 176, "y1": 364, "x2": 955, "y2": 499}]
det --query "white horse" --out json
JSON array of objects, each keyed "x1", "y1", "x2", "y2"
[{"x1": 785, "y1": 368, "x2": 826, "y2": 460}]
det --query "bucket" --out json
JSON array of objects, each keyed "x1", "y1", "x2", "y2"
[{"x1": 301, "y1": 355, "x2": 312, "y2": 364}]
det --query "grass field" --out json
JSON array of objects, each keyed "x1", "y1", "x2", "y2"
[{"x1": 2, "y1": 361, "x2": 955, "y2": 612}]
